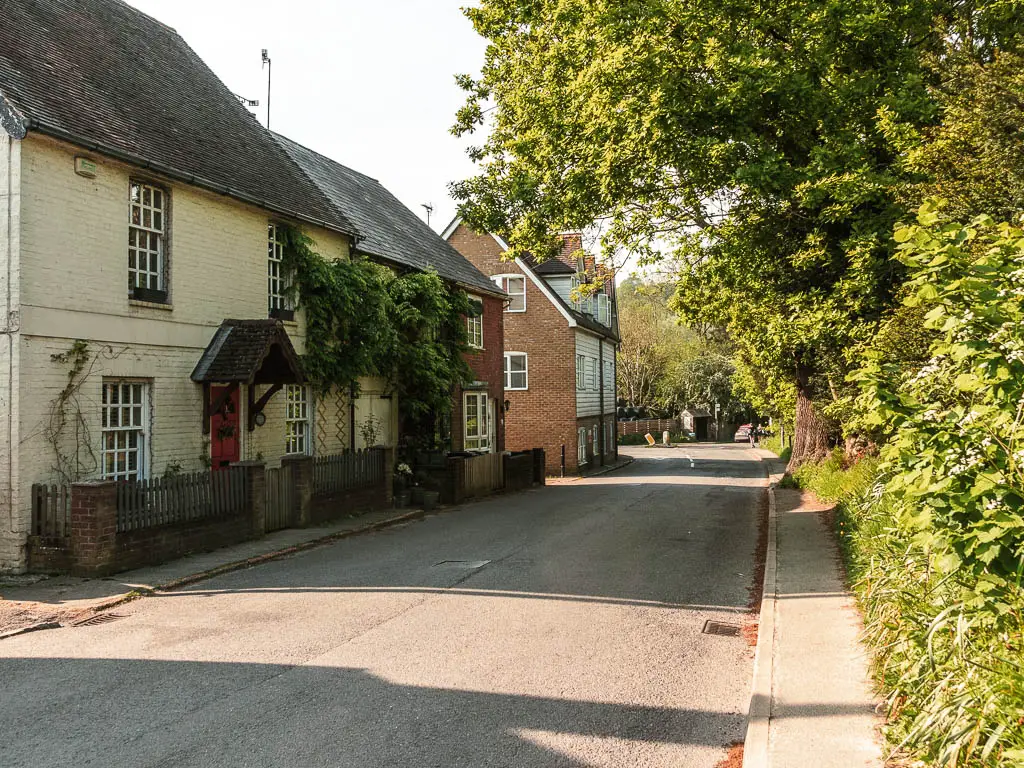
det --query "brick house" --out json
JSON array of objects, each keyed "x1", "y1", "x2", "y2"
[
  {"x1": 443, "y1": 220, "x2": 619, "y2": 474},
  {"x1": 0, "y1": 0, "x2": 501, "y2": 572}
]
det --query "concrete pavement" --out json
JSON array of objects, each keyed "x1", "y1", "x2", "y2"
[
  {"x1": 742, "y1": 451, "x2": 883, "y2": 768},
  {"x1": 0, "y1": 444, "x2": 765, "y2": 767}
]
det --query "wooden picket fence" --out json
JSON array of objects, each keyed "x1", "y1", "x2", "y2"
[
  {"x1": 31, "y1": 483, "x2": 71, "y2": 539},
  {"x1": 461, "y1": 452, "x2": 504, "y2": 498},
  {"x1": 313, "y1": 449, "x2": 386, "y2": 497},
  {"x1": 116, "y1": 467, "x2": 247, "y2": 533}
]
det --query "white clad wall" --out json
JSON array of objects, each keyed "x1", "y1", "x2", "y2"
[
  {"x1": 575, "y1": 330, "x2": 602, "y2": 417},
  {"x1": 602, "y1": 339, "x2": 617, "y2": 414}
]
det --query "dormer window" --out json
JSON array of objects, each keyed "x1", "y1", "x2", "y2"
[
  {"x1": 597, "y1": 293, "x2": 610, "y2": 325},
  {"x1": 466, "y1": 295, "x2": 484, "y2": 348}
]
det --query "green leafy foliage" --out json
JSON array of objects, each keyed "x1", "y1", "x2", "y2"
[
  {"x1": 279, "y1": 226, "x2": 472, "y2": 442},
  {"x1": 857, "y1": 205, "x2": 1024, "y2": 581}
]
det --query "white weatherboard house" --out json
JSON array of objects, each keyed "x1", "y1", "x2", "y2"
[{"x1": 0, "y1": 0, "x2": 499, "y2": 573}]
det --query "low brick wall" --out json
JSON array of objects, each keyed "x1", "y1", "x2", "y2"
[
  {"x1": 26, "y1": 455, "x2": 392, "y2": 577},
  {"x1": 113, "y1": 513, "x2": 256, "y2": 575}
]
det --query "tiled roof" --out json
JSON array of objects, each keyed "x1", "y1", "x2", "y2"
[
  {"x1": 0, "y1": 0, "x2": 358, "y2": 237},
  {"x1": 191, "y1": 320, "x2": 303, "y2": 384},
  {"x1": 273, "y1": 134, "x2": 501, "y2": 296}
]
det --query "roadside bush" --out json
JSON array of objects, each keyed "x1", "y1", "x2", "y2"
[
  {"x1": 760, "y1": 432, "x2": 792, "y2": 462},
  {"x1": 809, "y1": 206, "x2": 1024, "y2": 766},
  {"x1": 618, "y1": 433, "x2": 650, "y2": 446}
]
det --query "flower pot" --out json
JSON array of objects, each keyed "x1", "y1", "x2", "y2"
[
  {"x1": 421, "y1": 490, "x2": 440, "y2": 512},
  {"x1": 394, "y1": 491, "x2": 411, "y2": 509}
]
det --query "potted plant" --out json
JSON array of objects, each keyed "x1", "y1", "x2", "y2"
[
  {"x1": 421, "y1": 488, "x2": 440, "y2": 512},
  {"x1": 393, "y1": 462, "x2": 412, "y2": 508}
]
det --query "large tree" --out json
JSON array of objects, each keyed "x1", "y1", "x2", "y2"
[{"x1": 452, "y1": 0, "x2": 1023, "y2": 466}]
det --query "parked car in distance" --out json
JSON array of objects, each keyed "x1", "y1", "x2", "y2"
[{"x1": 734, "y1": 424, "x2": 752, "y2": 442}]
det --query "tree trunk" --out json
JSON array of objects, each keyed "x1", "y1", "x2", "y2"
[{"x1": 789, "y1": 365, "x2": 831, "y2": 471}]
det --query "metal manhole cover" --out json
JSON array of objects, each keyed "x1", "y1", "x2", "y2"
[
  {"x1": 72, "y1": 612, "x2": 127, "y2": 627},
  {"x1": 433, "y1": 560, "x2": 491, "y2": 569},
  {"x1": 702, "y1": 620, "x2": 742, "y2": 637}
]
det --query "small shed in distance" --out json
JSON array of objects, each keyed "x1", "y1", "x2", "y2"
[{"x1": 681, "y1": 409, "x2": 713, "y2": 441}]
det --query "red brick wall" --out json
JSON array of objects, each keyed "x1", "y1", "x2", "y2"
[
  {"x1": 447, "y1": 224, "x2": 580, "y2": 474},
  {"x1": 453, "y1": 293, "x2": 506, "y2": 452}
]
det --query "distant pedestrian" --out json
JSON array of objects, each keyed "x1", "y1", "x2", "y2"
[{"x1": 749, "y1": 426, "x2": 759, "y2": 448}]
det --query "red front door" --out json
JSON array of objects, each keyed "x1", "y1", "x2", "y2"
[{"x1": 210, "y1": 385, "x2": 240, "y2": 469}]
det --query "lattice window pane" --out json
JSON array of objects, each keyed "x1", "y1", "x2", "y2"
[
  {"x1": 101, "y1": 380, "x2": 148, "y2": 482},
  {"x1": 128, "y1": 181, "x2": 166, "y2": 293},
  {"x1": 285, "y1": 384, "x2": 310, "y2": 455},
  {"x1": 268, "y1": 223, "x2": 293, "y2": 313}
]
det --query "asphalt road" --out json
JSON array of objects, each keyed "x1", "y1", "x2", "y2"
[{"x1": 0, "y1": 443, "x2": 767, "y2": 768}]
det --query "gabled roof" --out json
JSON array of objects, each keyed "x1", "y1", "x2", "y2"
[
  {"x1": 191, "y1": 320, "x2": 303, "y2": 385},
  {"x1": 0, "y1": 0, "x2": 358, "y2": 238},
  {"x1": 443, "y1": 217, "x2": 619, "y2": 342},
  {"x1": 273, "y1": 135, "x2": 501, "y2": 296}
]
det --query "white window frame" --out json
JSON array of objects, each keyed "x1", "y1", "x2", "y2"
[
  {"x1": 492, "y1": 274, "x2": 526, "y2": 312},
  {"x1": 576, "y1": 354, "x2": 586, "y2": 390},
  {"x1": 586, "y1": 358, "x2": 597, "y2": 391},
  {"x1": 466, "y1": 295, "x2": 484, "y2": 349},
  {"x1": 597, "y1": 293, "x2": 610, "y2": 325},
  {"x1": 604, "y1": 360, "x2": 615, "y2": 391},
  {"x1": 128, "y1": 180, "x2": 167, "y2": 295},
  {"x1": 285, "y1": 385, "x2": 311, "y2": 455},
  {"x1": 101, "y1": 380, "x2": 150, "y2": 482},
  {"x1": 504, "y1": 352, "x2": 528, "y2": 390},
  {"x1": 578, "y1": 427, "x2": 588, "y2": 465},
  {"x1": 268, "y1": 222, "x2": 293, "y2": 315},
  {"x1": 570, "y1": 275, "x2": 581, "y2": 311},
  {"x1": 464, "y1": 392, "x2": 490, "y2": 452}
]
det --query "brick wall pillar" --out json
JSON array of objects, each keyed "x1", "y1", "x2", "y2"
[
  {"x1": 282, "y1": 455, "x2": 313, "y2": 527},
  {"x1": 383, "y1": 448, "x2": 395, "y2": 505},
  {"x1": 237, "y1": 461, "x2": 266, "y2": 537},
  {"x1": 70, "y1": 480, "x2": 118, "y2": 576}
]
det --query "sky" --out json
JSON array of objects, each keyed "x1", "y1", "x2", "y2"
[{"x1": 124, "y1": 0, "x2": 489, "y2": 233}]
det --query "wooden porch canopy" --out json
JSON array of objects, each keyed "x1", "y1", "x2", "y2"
[{"x1": 191, "y1": 319, "x2": 305, "y2": 432}]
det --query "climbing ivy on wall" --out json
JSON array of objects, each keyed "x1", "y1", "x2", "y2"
[{"x1": 279, "y1": 225, "x2": 472, "y2": 445}]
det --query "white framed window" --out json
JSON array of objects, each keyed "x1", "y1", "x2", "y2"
[
  {"x1": 578, "y1": 427, "x2": 588, "y2": 464},
  {"x1": 464, "y1": 392, "x2": 490, "y2": 451},
  {"x1": 576, "y1": 354, "x2": 586, "y2": 390},
  {"x1": 128, "y1": 181, "x2": 167, "y2": 297},
  {"x1": 492, "y1": 274, "x2": 526, "y2": 312},
  {"x1": 597, "y1": 293, "x2": 610, "y2": 325},
  {"x1": 504, "y1": 352, "x2": 528, "y2": 390},
  {"x1": 604, "y1": 360, "x2": 615, "y2": 391},
  {"x1": 101, "y1": 380, "x2": 149, "y2": 482},
  {"x1": 467, "y1": 295, "x2": 484, "y2": 349},
  {"x1": 586, "y1": 358, "x2": 597, "y2": 390},
  {"x1": 605, "y1": 421, "x2": 615, "y2": 452},
  {"x1": 285, "y1": 385, "x2": 310, "y2": 455},
  {"x1": 268, "y1": 222, "x2": 293, "y2": 316},
  {"x1": 570, "y1": 275, "x2": 581, "y2": 311}
]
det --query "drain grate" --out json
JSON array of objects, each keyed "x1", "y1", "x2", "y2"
[
  {"x1": 72, "y1": 612, "x2": 126, "y2": 627},
  {"x1": 702, "y1": 620, "x2": 742, "y2": 637}
]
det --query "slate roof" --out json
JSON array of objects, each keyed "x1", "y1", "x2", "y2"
[
  {"x1": 273, "y1": 134, "x2": 501, "y2": 296},
  {"x1": 191, "y1": 320, "x2": 304, "y2": 385},
  {"x1": 0, "y1": 0, "x2": 358, "y2": 237}
]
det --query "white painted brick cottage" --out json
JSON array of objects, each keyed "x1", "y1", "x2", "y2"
[{"x1": 0, "y1": 0, "x2": 501, "y2": 572}]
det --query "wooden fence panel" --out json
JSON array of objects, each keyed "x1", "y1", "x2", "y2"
[
  {"x1": 461, "y1": 453, "x2": 504, "y2": 497},
  {"x1": 116, "y1": 468, "x2": 247, "y2": 532},
  {"x1": 264, "y1": 467, "x2": 294, "y2": 532},
  {"x1": 313, "y1": 449, "x2": 385, "y2": 498},
  {"x1": 31, "y1": 484, "x2": 71, "y2": 539}
]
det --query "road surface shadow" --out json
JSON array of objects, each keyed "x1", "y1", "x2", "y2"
[{"x1": 0, "y1": 656, "x2": 872, "y2": 767}]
